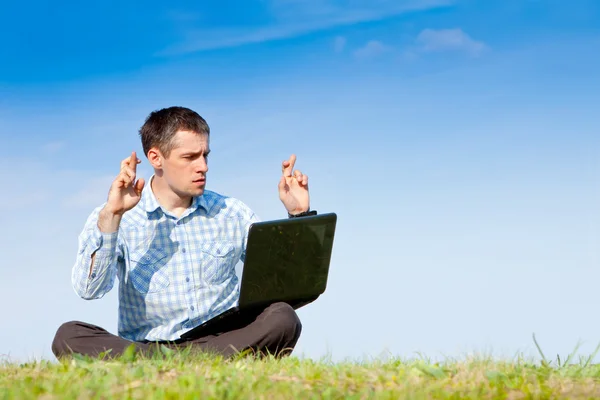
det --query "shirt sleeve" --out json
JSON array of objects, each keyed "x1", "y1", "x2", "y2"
[
  {"x1": 71, "y1": 206, "x2": 123, "y2": 300},
  {"x1": 239, "y1": 203, "x2": 261, "y2": 264}
]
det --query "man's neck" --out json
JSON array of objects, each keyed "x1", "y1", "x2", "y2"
[{"x1": 150, "y1": 176, "x2": 193, "y2": 218}]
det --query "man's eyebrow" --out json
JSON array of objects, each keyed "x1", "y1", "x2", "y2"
[{"x1": 181, "y1": 149, "x2": 211, "y2": 156}]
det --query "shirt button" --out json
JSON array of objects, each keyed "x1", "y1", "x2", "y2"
[
  {"x1": 91, "y1": 273, "x2": 96, "y2": 279},
  {"x1": 182, "y1": 248, "x2": 186, "y2": 253},
  {"x1": 190, "y1": 306, "x2": 195, "y2": 311},
  {"x1": 186, "y1": 277, "x2": 190, "y2": 282}
]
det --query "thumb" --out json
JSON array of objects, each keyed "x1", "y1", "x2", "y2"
[{"x1": 134, "y1": 178, "x2": 145, "y2": 196}]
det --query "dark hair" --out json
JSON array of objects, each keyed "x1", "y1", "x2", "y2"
[{"x1": 139, "y1": 106, "x2": 210, "y2": 158}]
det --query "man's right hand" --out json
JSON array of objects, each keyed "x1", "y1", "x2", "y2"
[
  {"x1": 105, "y1": 151, "x2": 146, "y2": 215},
  {"x1": 92, "y1": 152, "x2": 145, "y2": 270}
]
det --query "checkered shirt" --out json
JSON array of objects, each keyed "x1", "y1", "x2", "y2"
[{"x1": 71, "y1": 179, "x2": 260, "y2": 342}]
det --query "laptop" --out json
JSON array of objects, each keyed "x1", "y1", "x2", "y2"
[{"x1": 180, "y1": 212, "x2": 337, "y2": 339}]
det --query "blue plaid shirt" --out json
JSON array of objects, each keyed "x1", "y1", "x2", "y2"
[{"x1": 72, "y1": 177, "x2": 259, "y2": 342}]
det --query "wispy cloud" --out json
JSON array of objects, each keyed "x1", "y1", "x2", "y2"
[
  {"x1": 62, "y1": 175, "x2": 114, "y2": 209},
  {"x1": 0, "y1": 157, "x2": 116, "y2": 211},
  {"x1": 353, "y1": 40, "x2": 390, "y2": 58},
  {"x1": 41, "y1": 141, "x2": 66, "y2": 154},
  {"x1": 165, "y1": 9, "x2": 203, "y2": 23},
  {"x1": 415, "y1": 28, "x2": 488, "y2": 56},
  {"x1": 0, "y1": 159, "x2": 53, "y2": 209},
  {"x1": 158, "y1": 0, "x2": 453, "y2": 56},
  {"x1": 266, "y1": 0, "x2": 343, "y2": 21},
  {"x1": 0, "y1": 189, "x2": 52, "y2": 209},
  {"x1": 333, "y1": 36, "x2": 347, "y2": 53}
]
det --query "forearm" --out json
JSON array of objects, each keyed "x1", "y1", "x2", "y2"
[
  {"x1": 72, "y1": 207, "x2": 121, "y2": 300},
  {"x1": 88, "y1": 206, "x2": 123, "y2": 274},
  {"x1": 97, "y1": 206, "x2": 123, "y2": 234}
]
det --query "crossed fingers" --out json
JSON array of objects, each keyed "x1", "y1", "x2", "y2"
[
  {"x1": 119, "y1": 152, "x2": 140, "y2": 189},
  {"x1": 282, "y1": 154, "x2": 308, "y2": 186}
]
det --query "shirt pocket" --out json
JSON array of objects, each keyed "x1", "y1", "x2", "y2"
[
  {"x1": 199, "y1": 241, "x2": 236, "y2": 284},
  {"x1": 129, "y1": 247, "x2": 171, "y2": 294}
]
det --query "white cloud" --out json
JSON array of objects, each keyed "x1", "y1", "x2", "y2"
[
  {"x1": 401, "y1": 49, "x2": 419, "y2": 62},
  {"x1": 165, "y1": 9, "x2": 202, "y2": 23},
  {"x1": 158, "y1": 0, "x2": 453, "y2": 55},
  {"x1": 0, "y1": 190, "x2": 52, "y2": 209},
  {"x1": 416, "y1": 28, "x2": 487, "y2": 56},
  {"x1": 266, "y1": 0, "x2": 342, "y2": 21},
  {"x1": 353, "y1": 40, "x2": 390, "y2": 58},
  {"x1": 333, "y1": 36, "x2": 347, "y2": 53},
  {"x1": 41, "y1": 141, "x2": 66, "y2": 154},
  {"x1": 0, "y1": 159, "x2": 54, "y2": 209},
  {"x1": 61, "y1": 175, "x2": 114, "y2": 209}
]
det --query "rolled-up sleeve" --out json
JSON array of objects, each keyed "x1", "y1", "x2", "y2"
[
  {"x1": 71, "y1": 206, "x2": 122, "y2": 300},
  {"x1": 239, "y1": 203, "x2": 260, "y2": 264}
]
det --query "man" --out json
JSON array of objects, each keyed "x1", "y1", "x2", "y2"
[{"x1": 52, "y1": 106, "x2": 314, "y2": 360}]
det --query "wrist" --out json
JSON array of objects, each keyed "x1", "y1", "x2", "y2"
[
  {"x1": 98, "y1": 206, "x2": 123, "y2": 233},
  {"x1": 288, "y1": 209, "x2": 317, "y2": 218},
  {"x1": 103, "y1": 203, "x2": 126, "y2": 216}
]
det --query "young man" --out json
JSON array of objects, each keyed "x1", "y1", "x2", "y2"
[{"x1": 52, "y1": 106, "x2": 314, "y2": 360}]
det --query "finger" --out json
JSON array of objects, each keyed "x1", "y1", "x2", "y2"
[
  {"x1": 115, "y1": 172, "x2": 131, "y2": 189},
  {"x1": 119, "y1": 169, "x2": 134, "y2": 188},
  {"x1": 293, "y1": 170, "x2": 303, "y2": 182},
  {"x1": 122, "y1": 166, "x2": 136, "y2": 182},
  {"x1": 282, "y1": 154, "x2": 296, "y2": 177},
  {"x1": 302, "y1": 174, "x2": 309, "y2": 186},
  {"x1": 129, "y1": 151, "x2": 139, "y2": 173},
  {"x1": 282, "y1": 161, "x2": 291, "y2": 177},
  {"x1": 134, "y1": 177, "x2": 145, "y2": 195},
  {"x1": 114, "y1": 175, "x2": 125, "y2": 189},
  {"x1": 119, "y1": 174, "x2": 132, "y2": 189},
  {"x1": 121, "y1": 157, "x2": 131, "y2": 170},
  {"x1": 122, "y1": 152, "x2": 141, "y2": 171}
]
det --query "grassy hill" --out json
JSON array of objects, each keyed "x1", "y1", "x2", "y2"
[{"x1": 2, "y1": 344, "x2": 600, "y2": 399}]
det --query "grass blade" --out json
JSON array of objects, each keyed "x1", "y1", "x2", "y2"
[
  {"x1": 583, "y1": 341, "x2": 600, "y2": 368},
  {"x1": 532, "y1": 333, "x2": 549, "y2": 366},
  {"x1": 560, "y1": 340, "x2": 582, "y2": 370}
]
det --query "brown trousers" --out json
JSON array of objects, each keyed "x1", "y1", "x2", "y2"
[{"x1": 51, "y1": 302, "x2": 302, "y2": 360}]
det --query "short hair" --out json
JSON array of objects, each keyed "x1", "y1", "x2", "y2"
[{"x1": 139, "y1": 106, "x2": 210, "y2": 158}]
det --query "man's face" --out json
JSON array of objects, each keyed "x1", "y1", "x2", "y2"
[{"x1": 160, "y1": 130, "x2": 210, "y2": 198}]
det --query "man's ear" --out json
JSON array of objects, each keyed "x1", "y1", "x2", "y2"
[{"x1": 147, "y1": 148, "x2": 162, "y2": 169}]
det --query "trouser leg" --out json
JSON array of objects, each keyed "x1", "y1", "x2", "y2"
[
  {"x1": 51, "y1": 302, "x2": 302, "y2": 360},
  {"x1": 183, "y1": 302, "x2": 303, "y2": 358},
  {"x1": 51, "y1": 320, "x2": 152, "y2": 359}
]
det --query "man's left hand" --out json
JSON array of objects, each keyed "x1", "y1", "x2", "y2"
[{"x1": 278, "y1": 154, "x2": 310, "y2": 215}]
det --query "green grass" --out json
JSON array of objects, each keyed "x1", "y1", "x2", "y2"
[{"x1": 3, "y1": 340, "x2": 600, "y2": 399}]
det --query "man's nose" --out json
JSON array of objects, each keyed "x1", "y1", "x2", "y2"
[{"x1": 196, "y1": 157, "x2": 208, "y2": 173}]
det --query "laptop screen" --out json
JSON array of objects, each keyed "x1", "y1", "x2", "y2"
[{"x1": 239, "y1": 213, "x2": 337, "y2": 309}]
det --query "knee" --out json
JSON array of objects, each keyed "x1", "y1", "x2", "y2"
[
  {"x1": 264, "y1": 302, "x2": 302, "y2": 343},
  {"x1": 51, "y1": 321, "x2": 84, "y2": 358}
]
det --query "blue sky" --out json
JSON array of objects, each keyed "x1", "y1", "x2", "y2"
[{"x1": 1, "y1": 0, "x2": 599, "y2": 363}]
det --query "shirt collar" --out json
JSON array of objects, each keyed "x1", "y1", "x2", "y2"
[
  {"x1": 192, "y1": 191, "x2": 209, "y2": 213},
  {"x1": 141, "y1": 175, "x2": 208, "y2": 215}
]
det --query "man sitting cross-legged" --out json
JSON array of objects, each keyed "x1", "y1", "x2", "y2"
[{"x1": 52, "y1": 106, "x2": 314, "y2": 360}]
